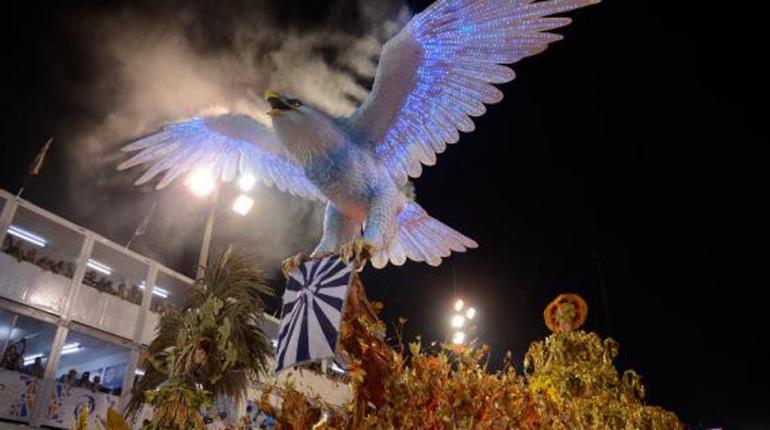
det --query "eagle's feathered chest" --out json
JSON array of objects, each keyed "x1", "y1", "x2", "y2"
[
  {"x1": 273, "y1": 110, "x2": 389, "y2": 220},
  {"x1": 304, "y1": 143, "x2": 378, "y2": 219},
  {"x1": 304, "y1": 146, "x2": 349, "y2": 188}
]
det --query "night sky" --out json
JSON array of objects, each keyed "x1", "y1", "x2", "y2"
[{"x1": 1, "y1": 0, "x2": 767, "y2": 428}]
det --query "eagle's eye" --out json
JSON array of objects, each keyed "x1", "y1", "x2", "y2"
[{"x1": 287, "y1": 98, "x2": 302, "y2": 108}]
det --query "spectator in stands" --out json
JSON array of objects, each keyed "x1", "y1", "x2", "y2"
[
  {"x1": 83, "y1": 270, "x2": 96, "y2": 286},
  {"x1": 151, "y1": 299, "x2": 168, "y2": 314},
  {"x1": 0, "y1": 338, "x2": 25, "y2": 371},
  {"x1": 59, "y1": 368, "x2": 78, "y2": 385},
  {"x1": 2, "y1": 239, "x2": 76, "y2": 279},
  {"x1": 2, "y1": 235, "x2": 11, "y2": 252},
  {"x1": 92, "y1": 374, "x2": 103, "y2": 392},
  {"x1": 25, "y1": 356, "x2": 45, "y2": 378},
  {"x1": 52, "y1": 261, "x2": 65, "y2": 275},
  {"x1": 3, "y1": 236, "x2": 23, "y2": 260},
  {"x1": 118, "y1": 283, "x2": 128, "y2": 300},
  {"x1": 129, "y1": 284, "x2": 142, "y2": 304},
  {"x1": 64, "y1": 262, "x2": 75, "y2": 278},
  {"x1": 77, "y1": 371, "x2": 92, "y2": 389},
  {"x1": 103, "y1": 278, "x2": 114, "y2": 293},
  {"x1": 23, "y1": 248, "x2": 37, "y2": 263},
  {"x1": 37, "y1": 256, "x2": 55, "y2": 271}
]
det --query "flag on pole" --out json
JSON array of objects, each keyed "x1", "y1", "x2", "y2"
[
  {"x1": 126, "y1": 200, "x2": 157, "y2": 248},
  {"x1": 134, "y1": 201, "x2": 157, "y2": 237},
  {"x1": 28, "y1": 137, "x2": 53, "y2": 176},
  {"x1": 275, "y1": 254, "x2": 354, "y2": 373},
  {"x1": 17, "y1": 137, "x2": 53, "y2": 198}
]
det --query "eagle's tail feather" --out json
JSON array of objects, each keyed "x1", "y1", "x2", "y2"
[{"x1": 370, "y1": 201, "x2": 477, "y2": 269}]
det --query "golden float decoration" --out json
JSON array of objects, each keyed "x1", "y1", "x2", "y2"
[
  {"x1": 544, "y1": 293, "x2": 588, "y2": 333},
  {"x1": 263, "y1": 284, "x2": 683, "y2": 429}
]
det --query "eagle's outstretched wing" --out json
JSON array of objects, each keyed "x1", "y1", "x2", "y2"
[
  {"x1": 348, "y1": 0, "x2": 599, "y2": 185},
  {"x1": 119, "y1": 114, "x2": 325, "y2": 202}
]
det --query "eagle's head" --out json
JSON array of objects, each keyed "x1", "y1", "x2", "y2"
[
  {"x1": 265, "y1": 90, "x2": 303, "y2": 117},
  {"x1": 265, "y1": 90, "x2": 345, "y2": 162}
]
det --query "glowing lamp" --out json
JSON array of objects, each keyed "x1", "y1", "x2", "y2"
[
  {"x1": 138, "y1": 282, "x2": 170, "y2": 298},
  {"x1": 86, "y1": 259, "x2": 113, "y2": 276},
  {"x1": 237, "y1": 174, "x2": 257, "y2": 192},
  {"x1": 60, "y1": 343, "x2": 81, "y2": 355},
  {"x1": 186, "y1": 168, "x2": 215, "y2": 196},
  {"x1": 454, "y1": 299, "x2": 464, "y2": 312},
  {"x1": 232, "y1": 194, "x2": 255, "y2": 216},
  {"x1": 7, "y1": 225, "x2": 47, "y2": 247},
  {"x1": 451, "y1": 314, "x2": 465, "y2": 328},
  {"x1": 23, "y1": 353, "x2": 45, "y2": 366}
]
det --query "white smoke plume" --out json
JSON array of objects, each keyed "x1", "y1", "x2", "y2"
[{"x1": 56, "y1": 0, "x2": 408, "y2": 276}]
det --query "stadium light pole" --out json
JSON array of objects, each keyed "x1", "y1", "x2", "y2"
[
  {"x1": 196, "y1": 186, "x2": 219, "y2": 279},
  {"x1": 186, "y1": 168, "x2": 219, "y2": 280},
  {"x1": 187, "y1": 168, "x2": 257, "y2": 279},
  {"x1": 450, "y1": 299, "x2": 478, "y2": 345}
]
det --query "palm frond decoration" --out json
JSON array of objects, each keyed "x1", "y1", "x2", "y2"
[{"x1": 126, "y1": 245, "x2": 273, "y2": 419}]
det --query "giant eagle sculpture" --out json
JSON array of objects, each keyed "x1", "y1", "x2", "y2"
[{"x1": 119, "y1": 0, "x2": 600, "y2": 270}]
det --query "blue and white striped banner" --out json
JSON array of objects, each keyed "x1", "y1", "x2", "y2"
[{"x1": 275, "y1": 255, "x2": 354, "y2": 373}]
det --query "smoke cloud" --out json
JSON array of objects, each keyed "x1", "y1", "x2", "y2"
[{"x1": 50, "y1": 0, "x2": 408, "y2": 277}]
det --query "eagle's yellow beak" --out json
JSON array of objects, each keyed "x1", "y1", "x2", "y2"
[
  {"x1": 264, "y1": 90, "x2": 281, "y2": 101},
  {"x1": 265, "y1": 90, "x2": 290, "y2": 116}
]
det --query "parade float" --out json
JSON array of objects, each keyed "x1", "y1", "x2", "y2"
[
  {"x1": 257, "y1": 275, "x2": 682, "y2": 429},
  {"x1": 110, "y1": 0, "x2": 683, "y2": 427}
]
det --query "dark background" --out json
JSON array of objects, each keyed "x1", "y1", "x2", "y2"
[{"x1": 1, "y1": 0, "x2": 767, "y2": 428}]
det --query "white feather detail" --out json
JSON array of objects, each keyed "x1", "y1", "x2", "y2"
[
  {"x1": 374, "y1": 201, "x2": 477, "y2": 269},
  {"x1": 119, "y1": 114, "x2": 325, "y2": 202},
  {"x1": 349, "y1": 0, "x2": 600, "y2": 186}
]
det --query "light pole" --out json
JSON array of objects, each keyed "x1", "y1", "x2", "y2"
[
  {"x1": 185, "y1": 168, "x2": 257, "y2": 280},
  {"x1": 197, "y1": 186, "x2": 219, "y2": 279},
  {"x1": 186, "y1": 167, "x2": 219, "y2": 280}
]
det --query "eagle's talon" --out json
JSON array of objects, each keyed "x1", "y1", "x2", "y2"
[
  {"x1": 339, "y1": 239, "x2": 375, "y2": 268},
  {"x1": 339, "y1": 243, "x2": 353, "y2": 264},
  {"x1": 281, "y1": 252, "x2": 307, "y2": 277},
  {"x1": 355, "y1": 239, "x2": 375, "y2": 262}
]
